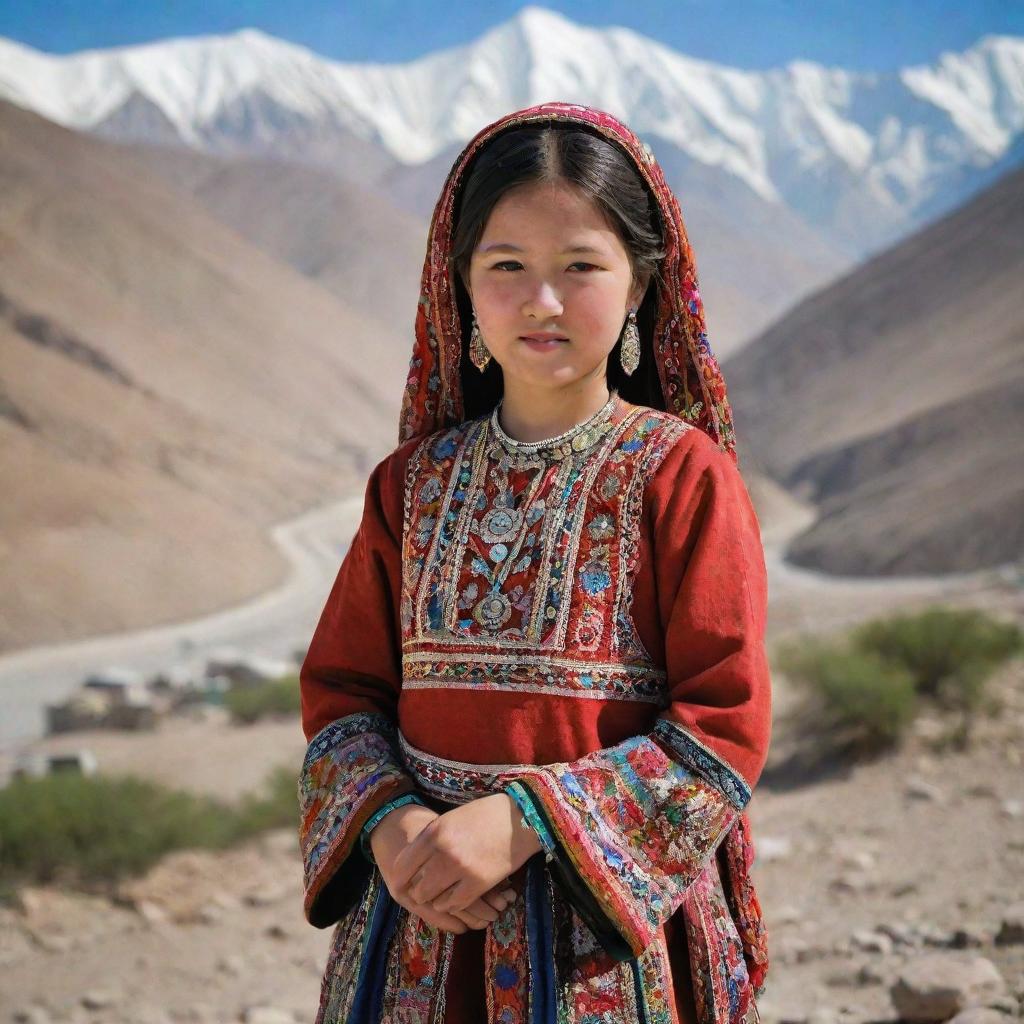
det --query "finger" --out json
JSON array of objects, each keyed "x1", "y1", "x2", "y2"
[
  {"x1": 389, "y1": 835, "x2": 435, "y2": 891},
  {"x1": 413, "y1": 874, "x2": 459, "y2": 906},
  {"x1": 468, "y1": 898, "x2": 500, "y2": 924},
  {"x1": 453, "y1": 907, "x2": 491, "y2": 929},
  {"x1": 479, "y1": 891, "x2": 509, "y2": 913},
  {"x1": 404, "y1": 899, "x2": 467, "y2": 935}
]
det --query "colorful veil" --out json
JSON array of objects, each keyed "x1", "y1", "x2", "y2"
[{"x1": 397, "y1": 101, "x2": 739, "y2": 464}]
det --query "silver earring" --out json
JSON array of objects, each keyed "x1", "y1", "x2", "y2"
[
  {"x1": 469, "y1": 311, "x2": 491, "y2": 372},
  {"x1": 620, "y1": 307, "x2": 640, "y2": 376}
]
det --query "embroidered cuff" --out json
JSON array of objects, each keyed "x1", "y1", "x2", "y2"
[
  {"x1": 359, "y1": 793, "x2": 428, "y2": 864},
  {"x1": 505, "y1": 781, "x2": 557, "y2": 862}
]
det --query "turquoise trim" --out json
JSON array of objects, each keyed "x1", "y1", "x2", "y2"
[
  {"x1": 506, "y1": 781, "x2": 557, "y2": 862},
  {"x1": 359, "y1": 793, "x2": 428, "y2": 864}
]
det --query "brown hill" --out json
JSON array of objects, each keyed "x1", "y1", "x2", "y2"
[
  {"x1": 723, "y1": 164, "x2": 1024, "y2": 575},
  {"x1": 0, "y1": 99, "x2": 410, "y2": 652},
  {"x1": 119, "y1": 142, "x2": 427, "y2": 342}
]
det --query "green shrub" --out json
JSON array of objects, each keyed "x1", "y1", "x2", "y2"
[
  {"x1": 851, "y1": 606, "x2": 1022, "y2": 710},
  {"x1": 224, "y1": 674, "x2": 301, "y2": 724},
  {"x1": 0, "y1": 765, "x2": 299, "y2": 893},
  {"x1": 233, "y1": 765, "x2": 302, "y2": 837},
  {"x1": 776, "y1": 636, "x2": 918, "y2": 750}
]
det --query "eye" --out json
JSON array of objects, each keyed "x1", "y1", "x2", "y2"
[{"x1": 489, "y1": 261, "x2": 600, "y2": 272}]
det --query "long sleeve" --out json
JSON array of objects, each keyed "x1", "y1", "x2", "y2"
[
  {"x1": 501, "y1": 432, "x2": 772, "y2": 959},
  {"x1": 297, "y1": 438, "x2": 426, "y2": 928}
]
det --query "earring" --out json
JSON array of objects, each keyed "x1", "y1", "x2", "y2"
[
  {"x1": 620, "y1": 307, "x2": 640, "y2": 376},
  {"x1": 469, "y1": 311, "x2": 491, "y2": 372}
]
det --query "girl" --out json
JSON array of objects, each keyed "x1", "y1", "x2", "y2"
[{"x1": 298, "y1": 102, "x2": 771, "y2": 1024}]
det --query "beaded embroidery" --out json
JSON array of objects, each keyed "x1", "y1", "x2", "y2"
[{"x1": 400, "y1": 396, "x2": 693, "y2": 703}]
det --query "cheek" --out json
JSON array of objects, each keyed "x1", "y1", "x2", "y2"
[
  {"x1": 573, "y1": 288, "x2": 626, "y2": 339},
  {"x1": 470, "y1": 278, "x2": 515, "y2": 315}
]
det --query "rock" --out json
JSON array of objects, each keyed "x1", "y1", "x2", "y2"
[
  {"x1": 241, "y1": 1009, "x2": 294, "y2": 1024},
  {"x1": 135, "y1": 900, "x2": 168, "y2": 924},
  {"x1": 216, "y1": 954, "x2": 246, "y2": 977},
  {"x1": 995, "y1": 904, "x2": 1024, "y2": 945},
  {"x1": 776, "y1": 934, "x2": 809, "y2": 964},
  {"x1": 877, "y1": 921, "x2": 921, "y2": 947},
  {"x1": 294, "y1": 954, "x2": 322, "y2": 974},
  {"x1": 807, "y1": 1010, "x2": 840, "y2": 1024},
  {"x1": 987, "y1": 993, "x2": 1021, "y2": 1013},
  {"x1": 912, "y1": 718, "x2": 946, "y2": 744},
  {"x1": 773, "y1": 903, "x2": 802, "y2": 926},
  {"x1": 856, "y1": 961, "x2": 886, "y2": 985},
  {"x1": 171, "y1": 1006, "x2": 216, "y2": 1024},
  {"x1": 130, "y1": 1007, "x2": 174, "y2": 1024},
  {"x1": 80, "y1": 991, "x2": 118, "y2": 1011},
  {"x1": 829, "y1": 872, "x2": 874, "y2": 894},
  {"x1": 890, "y1": 954, "x2": 1006, "y2": 1021},
  {"x1": 754, "y1": 834, "x2": 792, "y2": 863},
  {"x1": 243, "y1": 884, "x2": 291, "y2": 907},
  {"x1": 260, "y1": 829, "x2": 300, "y2": 856},
  {"x1": 27, "y1": 930, "x2": 72, "y2": 954},
  {"x1": 919, "y1": 922, "x2": 955, "y2": 948},
  {"x1": 823, "y1": 966, "x2": 860, "y2": 988},
  {"x1": 947, "y1": 1011, "x2": 1010, "y2": 1024},
  {"x1": 965, "y1": 783, "x2": 998, "y2": 798},
  {"x1": 851, "y1": 929, "x2": 893, "y2": 954},
  {"x1": 905, "y1": 777, "x2": 943, "y2": 801},
  {"x1": 196, "y1": 904, "x2": 224, "y2": 925},
  {"x1": 950, "y1": 923, "x2": 992, "y2": 948},
  {"x1": 891, "y1": 880, "x2": 921, "y2": 898},
  {"x1": 775, "y1": 934, "x2": 828, "y2": 964},
  {"x1": 832, "y1": 839, "x2": 877, "y2": 872},
  {"x1": 12, "y1": 1008, "x2": 53, "y2": 1024}
]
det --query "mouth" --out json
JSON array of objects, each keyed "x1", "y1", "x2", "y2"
[{"x1": 519, "y1": 333, "x2": 569, "y2": 347}]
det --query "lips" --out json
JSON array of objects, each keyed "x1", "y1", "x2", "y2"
[{"x1": 519, "y1": 333, "x2": 569, "y2": 342}]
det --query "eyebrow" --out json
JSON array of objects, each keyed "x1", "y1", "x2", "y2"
[{"x1": 476, "y1": 243, "x2": 604, "y2": 255}]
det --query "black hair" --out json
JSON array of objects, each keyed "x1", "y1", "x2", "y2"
[{"x1": 448, "y1": 122, "x2": 668, "y2": 420}]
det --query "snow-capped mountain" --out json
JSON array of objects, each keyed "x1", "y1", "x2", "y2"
[{"x1": 1, "y1": 5, "x2": 1022, "y2": 255}]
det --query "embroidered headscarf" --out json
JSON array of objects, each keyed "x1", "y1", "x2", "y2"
[{"x1": 398, "y1": 101, "x2": 737, "y2": 462}]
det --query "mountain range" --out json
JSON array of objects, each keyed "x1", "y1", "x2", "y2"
[{"x1": 1, "y1": 5, "x2": 1021, "y2": 266}]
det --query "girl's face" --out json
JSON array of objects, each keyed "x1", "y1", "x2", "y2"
[{"x1": 465, "y1": 180, "x2": 646, "y2": 393}]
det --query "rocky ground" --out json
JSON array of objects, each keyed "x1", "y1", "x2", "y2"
[
  {"x1": 749, "y1": 657, "x2": 1024, "y2": 1022},
  {"x1": 1, "y1": 657, "x2": 1022, "y2": 1024}
]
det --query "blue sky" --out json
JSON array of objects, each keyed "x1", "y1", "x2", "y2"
[{"x1": 1, "y1": 1, "x2": 1021, "y2": 71}]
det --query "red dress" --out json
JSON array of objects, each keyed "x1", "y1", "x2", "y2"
[{"x1": 298, "y1": 393, "x2": 771, "y2": 1023}]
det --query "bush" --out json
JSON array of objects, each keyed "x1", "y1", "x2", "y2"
[
  {"x1": 776, "y1": 636, "x2": 918, "y2": 751},
  {"x1": 851, "y1": 605, "x2": 1023, "y2": 711},
  {"x1": 0, "y1": 765, "x2": 299, "y2": 893},
  {"x1": 775, "y1": 605, "x2": 1022, "y2": 755},
  {"x1": 233, "y1": 765, "x2": 302, "y2": 836},
  {"x1": 224, "y1": 674, "x2": 301, "y2": 724}
]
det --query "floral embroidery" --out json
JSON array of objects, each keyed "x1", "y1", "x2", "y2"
[
  {"x1": 299, "y1": 712, "x2": 415, "y2": 925},
  {"x1": 400, "y1": 398, "x2": 693, "y2": 702},
  {"x1": 393, "y1": 730, "x2": 760, "y2": 1023}
]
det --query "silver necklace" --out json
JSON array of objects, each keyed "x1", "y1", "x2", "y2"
[{"x1": 489, "y1": 390, "x2": 620, "y2": 457}]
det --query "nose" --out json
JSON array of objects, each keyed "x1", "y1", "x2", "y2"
[{"x1": 522, "y1": 280, "x2": 563, "y2": 320}]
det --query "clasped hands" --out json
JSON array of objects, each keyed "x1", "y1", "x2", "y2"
[{"x1": 369, "y1": 792, "x2": 543, "y2": 934}]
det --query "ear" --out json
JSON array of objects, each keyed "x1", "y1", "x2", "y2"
[{"x1": 628, "y1": 272, "x2": 649, "y2": 310}]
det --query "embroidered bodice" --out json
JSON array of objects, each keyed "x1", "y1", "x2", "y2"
[{"x1": 399, "y1": 393, "x2": 692, "y2": 709}]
